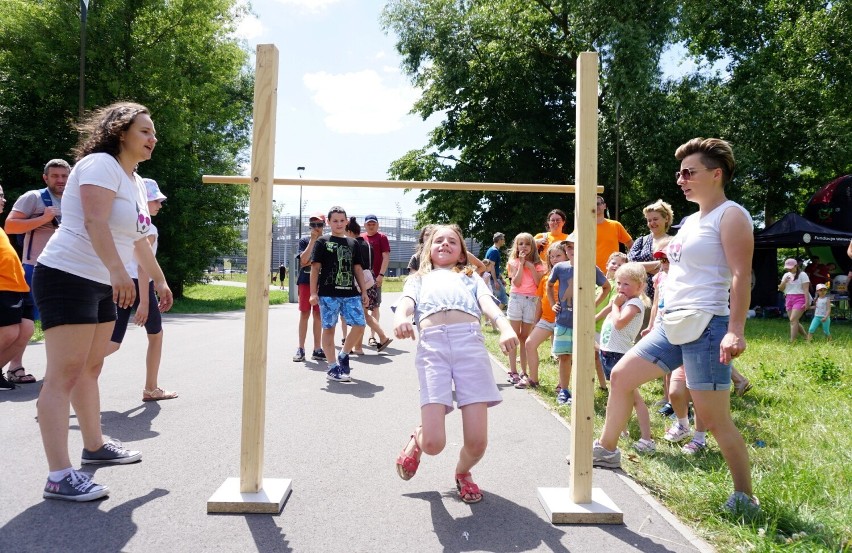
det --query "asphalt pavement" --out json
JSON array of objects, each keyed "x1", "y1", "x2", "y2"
[{"x1": 0, "y1": 291, "x2": 714, "y2": 552}]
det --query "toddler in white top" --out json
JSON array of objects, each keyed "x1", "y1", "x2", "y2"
[
  {"x1": 393, "y1": 225, "x2": 518, "y2": 505},
  {"x1": 807, "y1": 284, "x2": 832, "y2": 342}
]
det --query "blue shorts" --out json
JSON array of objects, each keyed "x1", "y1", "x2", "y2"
[
  {"x1": 630, "y1": 314, "x2": 732, "y2": 391},
  {"x1": 599, "y1": 350, "x2": 624, "y2": 380},
  {"x1": 319, "y1": 296, "x2": 365, "y2": 329},
  {"x1": 553, "y1": 324, "x2": 573, "y2": 355}
]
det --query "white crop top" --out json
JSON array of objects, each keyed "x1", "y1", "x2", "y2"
[{"x1": 402, "y1": 269, "x2": 494, "y2": 324}]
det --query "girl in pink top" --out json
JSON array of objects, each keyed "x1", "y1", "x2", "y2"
[{"x1": 505, "y1": 232, "x2": 544, "y2": 384}]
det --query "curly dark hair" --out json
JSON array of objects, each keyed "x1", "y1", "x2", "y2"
[{"x1": 72, "y1": 102, "x2": 151, "y2": 162}]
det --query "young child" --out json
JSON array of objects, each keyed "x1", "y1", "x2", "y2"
[
  {"x1": 594, "y1": 252, "x2": 627, "y2": 390},
  {"x1": 505, "y1": 232, "x2": 545, "y2": 385},
  {"x1": 309, "y1": 206, "x2": 370, "y2": 382},
  {"x1": 547, "y1": 235, "x2": 610, "y2": 405},
  {"x1": 779, "y1": 258, "x2": 810, "y2": 342},
  {"x1": 104, "y1": 178, "x2": 176, "y2": 402},
  {"x1": 807, "y1": 283, "x2": 832, "y2": 342},
  {"x1": 597, "y1": 262, "x2": 654, "y2": 452},
  {"x1": 393, "y1": 225, "x2": 519, "y2": 504},
  {"x1": 519, "y1": 242, "x2": 569, "y2": 389}
]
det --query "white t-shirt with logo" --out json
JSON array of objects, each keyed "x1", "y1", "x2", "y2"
[{"x1": 38, "y1": 153, "x2": 152, "y2": 285}]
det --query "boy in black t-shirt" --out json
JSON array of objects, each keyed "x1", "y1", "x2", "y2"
[{"x1": 310, "y1": 206, "x2": 369, "y2": 382}]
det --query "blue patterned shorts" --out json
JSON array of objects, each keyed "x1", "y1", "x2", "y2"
[{"x1": 319, "y1": 296, "x2": 366, "y2": 329}]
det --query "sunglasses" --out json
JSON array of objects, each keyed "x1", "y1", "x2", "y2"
[
  {"x1": 675, "y1": 167, "x2": 716, "y2": 181},
  {"x1": 309, "y1": 221, "x2": 324, "y2": 228}
]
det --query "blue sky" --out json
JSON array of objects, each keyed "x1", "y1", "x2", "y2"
[
  {"x1": 234, "y1": 0, "x2": 437, "y2": 219},
  {"x1": 234, "y1": 0, "x2": 719, "y2": 220}
]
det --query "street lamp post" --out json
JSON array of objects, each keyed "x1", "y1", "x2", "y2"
[
  {"x1": 297, "y1": 166, "x2": 305, "y2": 239},
  {"x1": 79, "y1": 0, "x2": 89, "y2": 117}
]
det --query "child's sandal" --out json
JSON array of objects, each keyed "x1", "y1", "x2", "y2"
[
  {"x1": 455, "y1": 473, "x2": 483, "y2": 504},
  {"x1": 395, "y1": 427, "x2": 422, "y2": 481}
]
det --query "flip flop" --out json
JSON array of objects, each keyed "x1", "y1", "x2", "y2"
[{"x1": 377, "y1": 338, "x2": 393, "y2": 352}]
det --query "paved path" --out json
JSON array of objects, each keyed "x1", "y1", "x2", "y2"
[{"x1": 0, "y1": 294, "x2": 713, "y2": 552}]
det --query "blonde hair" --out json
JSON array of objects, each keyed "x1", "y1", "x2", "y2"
[
  {"x1": 545, "y1": 241, "x2": 569, "y2": 270},
  {"x1": 607, "y1": 251, "x2": 628, "y2": 265},
  {"x1": 508, "y1": 232, "x2": 535, "y2": 262},
  {"x1": 615, "y1": 262, "x2": 650, "y2": 307},
  {"x1": 642, "y1": 199, "x2": 675, "y2": 232},
  {"x1": 416, "y1": 224, "x2": 471, "y2": 275}
]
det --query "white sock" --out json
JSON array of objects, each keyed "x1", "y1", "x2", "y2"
[
  {"x1": 48, "y1": 467, "x2": 73, "y2": 482},
  {"x1": 693, "y1": 431, "x2": 707, "y2": 444},
  {"x1": 678, "y1": 417, "x2": 689, "y2": 429}
]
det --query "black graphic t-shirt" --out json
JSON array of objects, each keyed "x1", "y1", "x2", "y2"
[{"x1": 310, "y1": 235, "x2": 364, "y2": 297}]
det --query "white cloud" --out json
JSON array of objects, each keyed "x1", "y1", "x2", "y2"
[
  {"x1": 234, "y1": 12, "x2": 264, "y2": 40},
  {"x1": 303, "y1": 70, "x2": 420, "y2": 135}
]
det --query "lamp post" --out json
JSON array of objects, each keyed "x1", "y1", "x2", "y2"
[
  {"x1": 79, "y1": 0, "x2": 89, "y2": 117},
  {"x1": 297, "y1": 166, "x2": 305, "y2": 239}
]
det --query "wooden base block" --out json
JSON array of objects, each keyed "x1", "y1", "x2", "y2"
[
  {"x1": 207, "y1": 477, "x2": 292, "y2": 514},
  {"x1": 537, "y1": 487, "x2": 623, "y2": 524}
]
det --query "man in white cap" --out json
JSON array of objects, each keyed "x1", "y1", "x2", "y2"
[{"x1": 3, "y1": 159, "x2": 70, "y2": 384}]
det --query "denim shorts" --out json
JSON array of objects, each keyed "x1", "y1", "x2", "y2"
[
  {"x1": 415, "y1": 322, "x2": 502, "y2": 413},
  {"x1": 32, "y1": 264, "x2": 116, "y2": 331},
  {"x1": 319, "y1": 295, "x2": 365, "y2": 329},
  {"x1": 507, "y1": 293, "x2": 538, "y2": 324},
  {"x1": 599, "y1": 350, "x2": 624, "y2": 380},
  {"x1": 535, "y1": 318, "x2": 555, "y2": 332},
  {"x1": 631, "y1": 314, "x2": 732, "y2": 391}
]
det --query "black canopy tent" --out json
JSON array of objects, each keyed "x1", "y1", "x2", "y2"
[{"x1": 751, "y1": 213, "x2": 852, "y2": 307}]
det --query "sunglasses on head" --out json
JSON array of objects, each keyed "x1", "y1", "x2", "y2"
[{"x1": 309, "y1": 221, "x2": 324, "y2": 228}]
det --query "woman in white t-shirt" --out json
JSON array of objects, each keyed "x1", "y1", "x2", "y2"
[
  {"x1": 590, "y1": 138, "x2": 759, "y2": 517},
  {"x1": 778, "y1": 258, "x2": 810, "y2": 342},
  {"x1": 32, "y1": 102, "x2": 173, "y2": 503}
]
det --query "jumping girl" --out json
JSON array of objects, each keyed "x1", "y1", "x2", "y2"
[
  {"x1": 393, "y1": 225, "x2": 519, "y2": 504},
  {"x1": 597, "y1": 262, "x2": 653, "y2": 452},
  {"x1": 505, "y1": 232, "x2": 544, "y2": 385}
]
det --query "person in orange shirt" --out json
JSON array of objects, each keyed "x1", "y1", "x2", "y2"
[
  {"x1": 0, "y1": 183, "x2": 33, "y2": 391},
  {"x1": 595, "y1": 196, "x2": 633, "y2": 272},
  {"x1": 533, "y1": 209, "x2": 568, "y2": 263}
]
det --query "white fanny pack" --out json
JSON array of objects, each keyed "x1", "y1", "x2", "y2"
[{"x1": 661, "y1": 309, "x2": 714, "y2": 345}]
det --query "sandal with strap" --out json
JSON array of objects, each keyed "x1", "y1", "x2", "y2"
[
  {"x1": 506, "y1": 372, "x2": 520, "y2": 384},
  {"x1": 368, "y1": 337, "x2": 379, "y2": 348},
  {"x1": 143, "y1": 387, "x2": 179, "y2": 402},
  {"x1": 395, "y1": 427, "x2": 422, "y2": 481},
  {"x1": 455, "y1": 473, "x2": 483, "y2": 504},
  {"x1": 7, "y1": 367, "x2": 36, "y2": 384}
]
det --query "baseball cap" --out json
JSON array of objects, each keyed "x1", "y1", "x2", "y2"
[
  {"x1": 562, "y1": 232, "x2": 577, "y2": 243},
  {"x1": 364, "y1": 214, "x2": 379, "y2": 223},
  {"x1": 816, "y1": 283, "x2": 828, "y2": 291},
  {"x1": 653, "y1": 249, "x2": 669, "y2": 260},
  {"x1": 308, "y1": 212, "x2": 326, "y2": 222},
  {"x1": 784, "y1": 258, "x2": 798, "y2": 269},
  {"x1": 143, "y1": 178, "x2": 167, "y2": 202}
]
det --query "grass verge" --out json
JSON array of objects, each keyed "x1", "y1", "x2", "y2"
[{"x1": 483, "y1": 318, "x2": 850, "y2": 552}]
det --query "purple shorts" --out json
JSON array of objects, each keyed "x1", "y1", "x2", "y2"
[
  {"x1": 785, "y1": 294, "x2": 806, "y2": 312},
  {"x1": 415, "y1": 322, "x2": 503, "y2": 413}
]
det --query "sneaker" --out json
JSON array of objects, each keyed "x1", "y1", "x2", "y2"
[
  {"x1": 592, "y1": 440, "x2": 621, "y2": 468},
  {"x1": 663, "y1": 422, "x2": 692, "y2": 443},
  {"x1": 43, "y1": 470, "x2": 109, "y2": 502},
  {"x1": 556, "y1": 388, "x2": 572, "y2": 405},
  {"x1": 311, "y1": 349, "x2": 326, "y2": 361},
  {"x1": 723, "y1": 491, "x2": 761, "y2": 519},
  {"x1": 81, "y1": 439, "x2": 142, "y2": 465},
  {"x1": 657, "y1": 402, "x2": 674, "y2": 417},
  {"x1": 337, "y1": 353, "x2": 351, "y2": 378},
  {"x1": 632, "y1": 438, "x2": 657, "y2": 454},
  {"x1": 292, "y1": 348, "x2": 306, "y2": 362},
  {"x1": 681, "y1": 440, "x2": 707, "y2": 455},
  {"x1": 0, "y1": 373, "x2": 15, "y2": 391},
  {"x1": 326, "y1": 365, "x2": 349, "y2": 382}
]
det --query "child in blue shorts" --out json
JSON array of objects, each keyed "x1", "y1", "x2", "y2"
[
  {"x1": 546, "y1": 234, "x2": 610, "y2": 405},
  {"x1": 309, "y1": 206, "x2": 370, "y2": 382}
]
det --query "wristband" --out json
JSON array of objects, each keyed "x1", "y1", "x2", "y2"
[{"x1": 378, "y1": 273, "x2": 385, "y2": 277}]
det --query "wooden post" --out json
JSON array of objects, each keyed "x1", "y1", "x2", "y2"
[
  {"x1": 537, "y1": 51, "x2": 623, "y2": 524},
  {"x1": 208, "y1": 44, "x2": 292, "y2": 514}
]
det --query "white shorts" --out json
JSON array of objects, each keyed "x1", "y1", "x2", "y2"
[{"x1": 507, "y1": 293, "x2": 538, "y2": 324}]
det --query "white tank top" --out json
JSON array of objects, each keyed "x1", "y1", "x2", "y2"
[{"x1": 664, "y1": 200, "x2": 752, "y2": 315}]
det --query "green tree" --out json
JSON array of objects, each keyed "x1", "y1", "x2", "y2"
[{"x1": 0, "y1": 0, "x2": 253, "y2": 296}]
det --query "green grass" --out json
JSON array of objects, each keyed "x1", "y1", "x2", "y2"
[
  {"x1": 170, "y1": 283, "x2": 288, "y2": 313},
  {"x1": 483, "y1": 318, "x2": 851, "y2": 552}
]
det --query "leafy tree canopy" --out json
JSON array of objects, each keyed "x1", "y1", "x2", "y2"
[{"x1": 0, "y1": 0, "x2": 254, "y2": 296}]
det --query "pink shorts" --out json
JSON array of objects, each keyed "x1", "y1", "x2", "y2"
[
  {"x1": 415, "y1": 322, "x2": 503, "y2": 413},
  {"x1": 298, "y1": 284, "x2": 320, "y2": 313},
  {"x1": 785, "y1": 293, "x2": 806, "y2": 312}
]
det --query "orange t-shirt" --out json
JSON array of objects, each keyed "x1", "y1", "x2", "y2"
[
  {"x1": 0, "y1": 230, "x2": 29, "y2": 293},
  {"x1": 533, "y1": 230, "x2": 568, "y2": 262},
  {"x1": 596, "y1": 219, "x2": 632, "y2": 271},
  {"x1": 536, "y1": 276, "x2": 558, "y2": 323}
]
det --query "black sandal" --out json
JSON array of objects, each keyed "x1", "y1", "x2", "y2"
[{"x1": 7, "y1": 367, "x2": 35, "y2": 384}]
